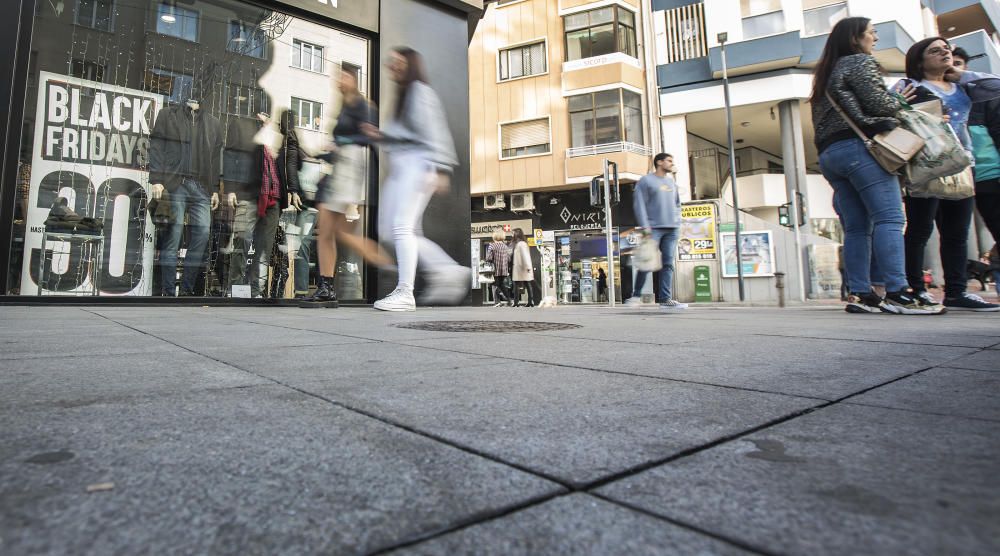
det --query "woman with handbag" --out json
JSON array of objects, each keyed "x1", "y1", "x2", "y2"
[
  {"x1": 892, "y1": 38, "x2": 1000, "y2": 312},
  {"x1": 811, "y1": 17, "x2": 937, "y2": 314},
  {"x1": 485, "y1": 230, "x2": 512, "y2": 307},
  {"x1": 511, "y1": 228, "x2": 538, "y2": 307}
]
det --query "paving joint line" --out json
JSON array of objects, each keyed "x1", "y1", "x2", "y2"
[
  {"x1": 750, "y1": 332, "x2": 996, "y2": 350},
  {"x1": 841, "y1": 400, "x2": 1000, "y2": 423}
]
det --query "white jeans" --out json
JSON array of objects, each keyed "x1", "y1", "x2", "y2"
[{"x1": 378, "y1": 150, "x2": 458, "y2": 291}]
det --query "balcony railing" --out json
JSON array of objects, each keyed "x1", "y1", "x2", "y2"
[{"x1": 567, "y1": 141, "x2": 652, "y2": 158}]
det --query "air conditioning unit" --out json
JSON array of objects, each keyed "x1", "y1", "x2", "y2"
[
  {"x1": 510, "y1": 192, "x2": 535, "y2": 212},
  {"x1": 484, "y1": 193, "x2": 506, "y2": 210}
]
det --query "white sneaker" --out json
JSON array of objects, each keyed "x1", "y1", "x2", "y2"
[
  {"x1": 374, "y1": 288, "x2": 416, "y2": 312},
  {"x1": 659, "y1": 299, "x2": 688, "y2": 311},
  {"x1": 623, "y1": 297, "x2": 643, "y2": 307},
  {"x1": 420, "y1": 266, "x2": 470, "y2": 305}
]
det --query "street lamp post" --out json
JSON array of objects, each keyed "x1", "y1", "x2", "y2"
[{"x1": 718, "y1": 32, "x2": 746, "y2": 302}]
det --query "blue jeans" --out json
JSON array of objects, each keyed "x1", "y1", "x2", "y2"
[
  {"x1": 160, "y1": 178, "x2": 211, "y2": 295},
  {"x1": 291, "y1": 209, "x2": 317, "y2": 293},
  {"x1": 634, "y1": 227, "x2": 680, "y2": 301},
  {"x1": 819, "y1": 139, "x2": 907, "y2": 294}
]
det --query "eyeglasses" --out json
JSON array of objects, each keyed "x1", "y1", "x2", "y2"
[{"x1": 926, "y1": 46, "x2": 952, "y2": 56}]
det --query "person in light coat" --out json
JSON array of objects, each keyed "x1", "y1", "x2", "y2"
[{"x1": 511, "y1": 228, "x2": 538, "y2": 307}]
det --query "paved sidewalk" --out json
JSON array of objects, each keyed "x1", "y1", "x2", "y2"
[{"x1": 1, "y1": 304, "x2": 998, "y2": 555}]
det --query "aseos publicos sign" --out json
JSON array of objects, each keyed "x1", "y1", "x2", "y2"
[{"x1": 21, "y1": 72, "x2": 163, "y2": 296}]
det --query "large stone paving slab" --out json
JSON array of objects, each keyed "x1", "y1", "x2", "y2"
[
  {"x1": 402, "y1": 333, "x2": 977, "y2": 400},
  {"x1": 0, "y1": 350, "x2": 268, "y2": 409},
  {"x1": 846, "y1": 367, "x2": 1000, "y2": 421},
  {"x1": 290, "y1": 362, "x2": 818, "y2": 487},
  {"x1": 598, "y1": 404, "x2": 1000, "y2": 556},
  {"x1": 0, "y1": 385, "x2": 560, "y2": 555},
  {"x1": 392, "y1": 494, "x2": 751, "y2": 555}
]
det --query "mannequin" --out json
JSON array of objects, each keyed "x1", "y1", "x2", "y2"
[{"x1": 148, "y1": 96, "x2": 225, "y2": 296}]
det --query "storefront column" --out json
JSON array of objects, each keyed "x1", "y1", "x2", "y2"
[
  {"x1": 660, "y1": 115, "x2": 691, "y2": 202},
  {"x1": 778, "y1": 99, "x2": 808, "y2": 302}
]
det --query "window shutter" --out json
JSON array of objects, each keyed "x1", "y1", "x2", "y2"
[{"x1": 502, "y1": 119, "x2": 549, "y2": 150}]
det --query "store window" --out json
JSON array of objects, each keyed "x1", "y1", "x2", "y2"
[
  {"x1": 802, "y1": 1, "x2": 848, "y2": 37},
  {"x1": 291, "y1": 97, "x2": 323, "y2": 131},
  {"x1": 500, "y1": 118, "x2": 550, "y2": 159},
  {"x1": 227, "y1": 20, "x2": 268, "y2": 59},
  {"x1": 75, "y1": 0, "x2": 114, "y2": 32},
  {"x1": 741, "y1": 0, "x2": 784, "y2": 40},
  {"x1": 564, "y1": 6, "x2": 638, "y2": 61},
  {"x1": 499, "y1": 41, "x2": 546, "y2": 81},
  {"x1": 568, "y1": 89, "x2": 644, "y2": 148},
  {"x1": 156, "y1": 3, "x2": 200, "y2": 42},
  {"x1": 292, "y1": 39, "x2": 325, "y2": 73},
  {"x1": 8, "y1": 0, "x2": 372, "y2": 299}
]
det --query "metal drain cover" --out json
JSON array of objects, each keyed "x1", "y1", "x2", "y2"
[{"x1": 395, "y1": 320, "x2": 581, "y2": 333}]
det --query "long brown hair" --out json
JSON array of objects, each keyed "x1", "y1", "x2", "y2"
[
  {"x1": 809, "y1": 17, "x2": 872, "y2": 104},
  {"x1": 511, "y1": 228, "x2": 527, "y2": 245},
  {"x1": 392, "y1": 47, "x2": 428, "y2": 118}
]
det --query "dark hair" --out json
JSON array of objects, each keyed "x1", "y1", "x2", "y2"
[
  {"x1": 952, "y1": 46, "x2": 969, "y2": 63},
  {"x1": 905, "y1": 36, "x2": 950, "y2": 80},
  {"x1": 511, "y1": 228, "x2": 526, "y2": 244},
  {"x1": 392, "y1": 47, "x2": 429, "y2": 118},
  {"x1": 653, "y1": 153, "x2": 672, "y2": 166},
  {"x1": 809, "y1": 17, "x2": 873, "y2": 104}
]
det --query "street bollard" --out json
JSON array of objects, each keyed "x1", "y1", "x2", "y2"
[{"x1": 775, "y1": 272, "x2": 786, "y2": 308}]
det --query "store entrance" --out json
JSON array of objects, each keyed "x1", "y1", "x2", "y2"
[{"x1": 554, "y1": 230, "x2": 621, "y2": 304}]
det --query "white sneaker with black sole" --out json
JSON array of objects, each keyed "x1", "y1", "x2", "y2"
[
  {"x1": 374, "y1": 288, "x2": 416, "y2": 312},
  {"x1": 944, "y1": 292, "x2": 1000, "y2": 312},
  {"x1": 845, "y1": 292, "x2": 884, "y2": 314},
  {"x1": 882, "y1": 291, "x2": 944, "y2": 315}
]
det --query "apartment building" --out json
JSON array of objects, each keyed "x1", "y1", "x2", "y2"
[
  {"x1": 469, "y1": 0, "x2": 660, "y2": 305},
  {"x1": 650, "y1": 0, "x2": 1000, "y2": 302}
]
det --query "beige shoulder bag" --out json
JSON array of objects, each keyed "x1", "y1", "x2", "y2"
[{"x1": 825, "y1": 92, "x2": 925, "y2": 174}]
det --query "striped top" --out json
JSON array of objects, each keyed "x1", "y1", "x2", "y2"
[{"x1": 485, "y1": 241, "x2": 511, "y2": 277}]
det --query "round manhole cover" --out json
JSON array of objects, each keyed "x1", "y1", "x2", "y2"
[{"x1": 395, "y1": 320, "x2": 581, "y2": 333}]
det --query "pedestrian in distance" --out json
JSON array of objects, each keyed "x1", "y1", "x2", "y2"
[
  {"x1": 597, "y1": 267, "x2": 608, "y2": 302},
  {"x1": 362, "y1": 47, "x2": 469, "y2": 312},
  {"x1": 891, "y1": 38, "x2": 1000, "y2": 312},
  {"x1": 510, "y1": 228, "x2": 539, "y2": 307},
  {"x1": 303, "y1": 66, "x2": 393, "y2": 305},
  {"x1": 485, "y1": 229, "x2": 512, "y2": 307},
  {"x1": 811, "y1": 17, "x2": 940, "y2": 314},
  {"x1": 624, "y1": 152, "x2": 687, "y2": 311}
]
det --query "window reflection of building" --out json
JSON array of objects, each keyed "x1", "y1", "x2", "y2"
[
  {"x1": 156, "y1": 3, "x2": 200, "y2": 42},
  {"x1": 75, "y1": 0, "x2": 114, "y2": 32},
  {"x1": 291, "y1": 39, "x2": 324, "y2": 73},
  {"x1": 225, "y1": 84, "x2": 268, "y2": 117},
  {"x1": 145, "y1": 68, "x2": 194, "y2": 105},
  {"x1": 228, "y1": 20, "x2": 268, "y2": 59},
  {"x1": 291, "y1": 97, "x2": 323, "y2": 131}
]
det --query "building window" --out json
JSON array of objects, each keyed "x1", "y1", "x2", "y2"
[
  {"x1": 741, "y1": 0, "x2": 784, "y2": 40},
  {"x1": 75, "y1": 0, "x2": 114, "y2": 32},
  {"x1": 291, "y1": 97, "x2": 323, "y2": 131},
  {"x1": 71, "y1": 59, "x2": 106, "y2": 83},
  {"x1": 663, "y1": 2, "x2": 707, "y2": 63},
  {"x1": 227, "y1": 21, "x2": 267, "y2": 59},
  {"x1": 145, "y1": 68, "x2": 194, "y2": 105},
  {"x1": 292, "y1": 39, "x2": 325, "y2": 73},
  {"x1": 156, "y1": 3, "x2": 199, "y2": 42},
  {"x1": 499, "y1": 41, "x2": 546, "y2": 81},
  {"x1": 500, "y1": 118, "x2": 550, "y2": 159},
  {"x1": 568, "y1": 89, "x2": 643, "y2": 148},
  {"x1": 226, "y1": 84, "x2": 269, "y2": 117},
  {"x1": 802, "y1": 1, "x2": 848, "y2": 37},
  {"x1": 564, "y1": 6, "x2": 638, "y2": 61}
]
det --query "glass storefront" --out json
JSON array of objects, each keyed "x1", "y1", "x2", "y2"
[
  {"x1": 554, "y1": 230, "x2": 622, "y2": 304},
  {"x1": 7, "y1": 0, "x2": 372, "y2": 299}
]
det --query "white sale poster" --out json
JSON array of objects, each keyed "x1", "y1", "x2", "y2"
[{"x1": 21, "y1": 72, "x2": 163, "y2": 296}]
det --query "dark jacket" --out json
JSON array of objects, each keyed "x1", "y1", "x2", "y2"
[
  {"x1": 812, "y1": 54, "x2": 902, "y2": 154},
  {"x1": 149, "y1": 104, "x2": 223, "y2": 194},
  {"x1": 222, "y1": 117, "x2": 303, "y2": 207},
  {"x1": 333, "y1": 96, "x2": 377, "y2": 147}
]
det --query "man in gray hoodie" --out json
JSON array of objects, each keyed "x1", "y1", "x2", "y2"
[{"x1": 626, "y1": 153, "x2": 687, "y2": 310}]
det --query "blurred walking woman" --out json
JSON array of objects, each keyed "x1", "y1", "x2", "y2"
[
  {"x1": 305, "y1": 66, "x2": 392, "y2": 303},
  {"x1": 364, "y1": 47, "x2": 468, "y2": 312},
  {"x1": 811, "y1": 17, "x2": 936, "y2": 314}
]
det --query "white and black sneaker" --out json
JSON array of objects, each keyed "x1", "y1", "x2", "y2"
[
  {"x1": 913, "y1": 290, "x2": 946, "y2": 312},
  {"x1": 943, "y1": 293, "x2": 1000, "y2": 312},
  {"x1": 659, "y1": 299, "x2": 689, "y2": 311},
  {"x1": 882, "y1": 290, "x2": 944, "y2": 315},
  {"x1": 845, "y1": 292, "x2": 884, "y2": 314}
]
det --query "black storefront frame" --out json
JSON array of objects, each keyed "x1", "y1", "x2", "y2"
[{"x1": 0, "y1": 0, "x2": 382, "y2": 305}]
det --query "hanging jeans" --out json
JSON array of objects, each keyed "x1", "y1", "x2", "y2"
[
  {"x1": 818, "y1": 138, "x2": 907, "y2": 294},
  {"x1": 160, "y1": 178, "x2": 211, "y2": 295},
  {"x1": 378, "y1": 150, "x2": 459, "y2": 291}
]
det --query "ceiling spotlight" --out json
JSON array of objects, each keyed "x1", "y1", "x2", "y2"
[
  {"x1": 160, "y1": 2, "x2": 177, "y2": 23},
  {"x1": 947, "y1": 26, "x2": 957, "y2": 32}
]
